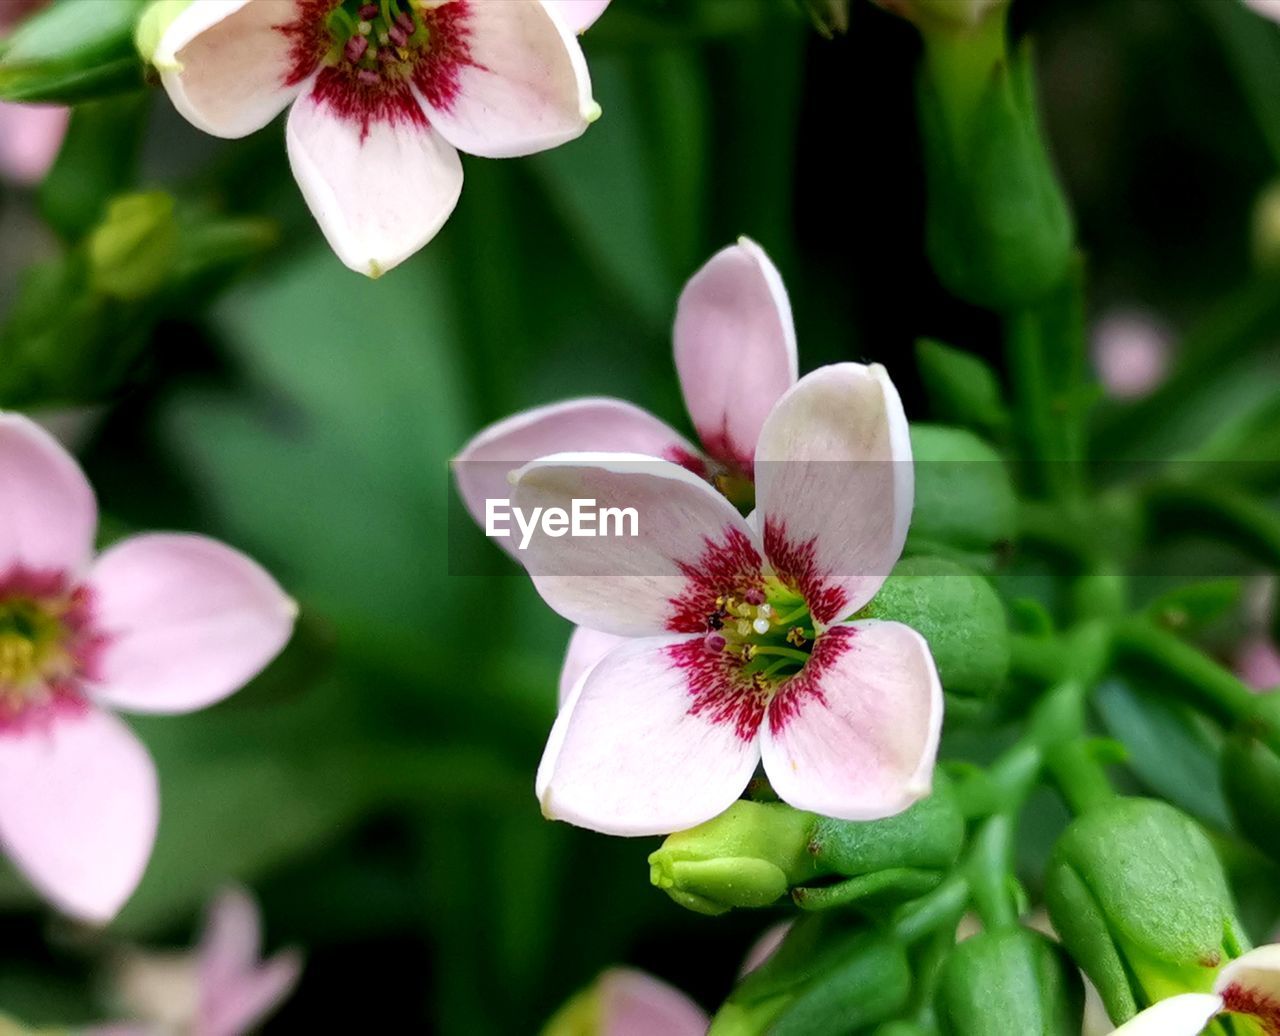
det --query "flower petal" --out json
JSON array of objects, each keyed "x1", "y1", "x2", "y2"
[
  {"x1": 203, "y1": 951, "x2": 303, "y2": 1036},
  {"x1": 0, "y1": 103, "x2": 68, "y2": 185},
  {"x1": 1246, "y1": 0, "x2": 1280, "y2": 24},
  {"x1": 558, "y1": 625, "x2": 628, "y2": 706},
  {"x1": 453, "y1": 398, "x2": 703, "y2": 551},
  {"x1": 0, "y1": 707, "x2": 157, "y2": 922},
  {"x1": 155, "y1": 0, "x2": 308, "y2": 139},
  {"x1": 546, "y1": 0, "x2": 613, "y2": 33},
  {"x1": 286, "y1": 88, "x2": 463, "y2": 277},
  {"x1": 598, "y1": 968, "x2": 709, "y2": 1036},
  {"x1": 1215, "y1": 943, "x2": 1280, "y2": 1021},
  {"x1": 740, "y1": 921, "x2": 792, "y2": 977},
  {"x1": 510, "y1": 453, "x2": 763, "y2": 636},
  {"x1": 1109, "y1": 994, "x2": 1223, "y2": 1035},
  {"x1": 760, "y1": 621, "x2": 942, "y2": 821},
  {"x1": 199, "y1": 886, "x2": 263, "y2": 998},
  {"x1": 537, "y1": 634, "x2": 762, "y2": 836},
  {"x1": 0, "y1": 413, "x2": 97, "y2": 576},
  {"x1": 754, "y1": 363, "x2": 912, "y2": 626},
  {"x1": 674, "y1": 238, "x2": 798, "y2": 473},
  {"x1": 413, "y1": 0, "x2": 597, "y2": 159},
  {"x1": 87, "y1": 534, "x2": 296, "y2": 714}
]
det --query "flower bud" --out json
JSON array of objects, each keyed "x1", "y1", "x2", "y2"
[
  {"x1": 908, "y1": 424, "x2": 1017, "y2": 556},
  {"x1": 873, "y1": 0, "x2": 1007, "y2": 34},
  {"x1": 1222, "y1": 692, "x2": 1280, "y2": 862},
  {"x1": 87, "y1": 191, "x2": 178, "y2": 300},
  {"x1": 1044, "y1": 798, "x2": 1246, "y2": 1023},
  {"x1": 935, "y1": 927, "x2": 1084, "y2": 1036},
  {"x1": 856, "y1": 555, "x2": 1010, "y2": 701},
  {"x1": 650, "y1": 778, "x2": 964, "y2": 916},
  {"x1": 135, "y1": 0, "x2": 191, "y2": 67}
]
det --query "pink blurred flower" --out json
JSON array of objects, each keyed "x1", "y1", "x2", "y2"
[
  {"x1": 1237, "y1": 635, "x2": 1280, "y2": 692},
  {"x1": 0, "y1": 414, "x2": 295, "y2": 922},
  {"x1": 98, "y1": 886, "x2": 302, "y2": 1036},
  {"x1": 0, "y1": 0, "x2": 68, "y2": 186},
  {"x1": 1246, "y1": 0, "x2": 1280, "y2": 24},
  {"x1": 1090, "y1": 309, "x2": 1173, "y2": 401},
  {"x1": 153, "y1": 0, "x2": 601, "y2": 278},
  {"x1": 516, "y1": 364, "x2": 941, "y2": 836}
]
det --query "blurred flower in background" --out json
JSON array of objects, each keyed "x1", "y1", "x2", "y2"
[
  {"x1": 1090, "y1": 309, "x2": 1174, "y2": 400},
  {"x1": 541, "y1": 968, "x2": 708, "y2": 1036},
  {"x1": 0, "y1": 0, "x2": 67, "y2": 186}
]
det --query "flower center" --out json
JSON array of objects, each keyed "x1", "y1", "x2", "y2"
[
  {"x1": 0, "y1": 569, "x2": 101, "y2": 734},
  {"x1": 326, "y1": 0, "x2": 432, "y2": 85},
  {"x1": 702, "y1": 580, "x2": 816, "y2": 689}
]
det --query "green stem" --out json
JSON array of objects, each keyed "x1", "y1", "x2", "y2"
[
  {"x1": 966, "y1": 815, "x2": 1018, "y2": 930},
  {"x1": 1142, "y1": 479, "x2": 1280, "y2": 571},
  {"x1": 1045, "y1": 739, "x2": 1116, "y2": 816},
  {"x1": 891, "y1": 872, "x2": 971, "y2": 946}
]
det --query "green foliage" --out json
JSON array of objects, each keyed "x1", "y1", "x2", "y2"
[
  {"x1": 0, "y1": 0, "x2": 148, "y2": 102},
  {"x1": 915, "y1": 337, "x2": 1010, "y2": 438},
  {"x1": 907, "y1": 425, "x2": 1018, "y2": 557}
]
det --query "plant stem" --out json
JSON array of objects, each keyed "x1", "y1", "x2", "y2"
[
  {"x1": 967, "y1": 814, "x2": 1018, "y2": 930},
  {"x1": 1045, "y1": 739, "x2": 1116, "y2": 816}
]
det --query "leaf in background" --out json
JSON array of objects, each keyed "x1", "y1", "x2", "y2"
[
  {"x1": 1094, "y1": 677, "x2": 1231, "y2": 829},
  {"x1": 916, "y1": 337, "x2": 1010, "y2": 437}
]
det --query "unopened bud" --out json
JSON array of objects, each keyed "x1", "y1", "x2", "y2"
[{"x1": 87, "y1": 191, "x2": 178, "y2": 300}]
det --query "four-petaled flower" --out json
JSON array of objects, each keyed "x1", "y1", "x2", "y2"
[
  {"x1": 510, "y1": 361, "x2": 942, "y2": 835},
  {"x1": 0, "y1": 415, "x2": 295, "y2": 922},
  {"x1": 1111, "y1": 944, "x2": 1280, "y2": 1035},
  {"x1": 154, "y1": 0, "x2": 607, "y2": 277}
]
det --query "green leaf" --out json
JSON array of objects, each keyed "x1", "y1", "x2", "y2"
[
  {"x1": 916, "y1": 337, "x2": 1010, "y2": 436},
  {"x1": 909, "y1": 424, "x2": 1018, "y2": 554}
]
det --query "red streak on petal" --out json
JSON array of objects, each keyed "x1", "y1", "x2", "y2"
[
  {"x1": 668, "y1": 637, "x2": 764, "y2": 743},
  {"x1": 766, "y1": 625, "x2": 855, "y2": 735},
  {"x1": 1222, "y1": 982, "x2": 1280, "y2": 1035},
  {"x1": 663, "y1": 445, "x2": 709, "y2": 479},
  {"x1": 309, "y1": 65, "x2": 428, "y2": 140},
  {"x1": 665, "y1": 526, "x2": 764, "y2": 634},
  {"x1": 412, "y1": 0, "x2": 478, "y2": 113},
  {"x1": 276, "y1": 0, "x2": 336, "y2": 88},
  {"x1": 763, "y1": 517, "x2": 849, "y2": 627},
  {"x1": 699, "y1": 418, "x2": 754, "y2": 479}
]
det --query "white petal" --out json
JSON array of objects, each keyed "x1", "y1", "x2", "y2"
[
  {"x1": 415, "y1": 0, "x2": 597, "y2": 158},
  {"x1": 537, "y1": 635, "x2": 762, "y2": 836},
  {"x1": 286, "y1": 86, "x2": 463, "y2": 277},
  {"x1": 1215, "y1": 944, "x2": 1280, "y2": 1022},
  {"x1": 673, "y1": 238, "x2": 798, "y2": 473},
  {"x1": 558, "y1": 625, "x2": 628, "y2": 707},
  {"x1": 755, "y1": 363, "x2": 912, "y2": 626},
  {"x1": 156, "y1": 0, "x2": 307, "y2": 138},
  {"x1": 760, "y1": 621, "x2": 942, "y2": 821},
  {"x1": 1109, "y1": 994, "x2": 1222, "y2": 1035},
  {"x1": 510, "y1": 452, "x2": 762, "y2": 637}
]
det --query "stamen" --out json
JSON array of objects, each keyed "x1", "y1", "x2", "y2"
[
  {"x1": 744, "y1": 588, "x2": 766, "y2": 606},
  {"x1": 704, "y1": 632, "x2": 726, "y2": 654},
  {"x1": 357, "y1": 19, "x2": 373, "y2": 35},
  {"x1": 357, "y1": 68, "x2": 381, "y2": 85},
  {"x1": 359, "y1": 3, "x2": 379, "y2": 17},
  {"x1": 344, "y1": 34, "x2": 369, "y2": 62},
  {"x1": 751, "y1": 617, "x2": 771, "y2": 635},
  {"x1": 388, "y1": 25, "x2": 408, "y2": 47}
]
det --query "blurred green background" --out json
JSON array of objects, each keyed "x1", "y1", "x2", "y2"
[{"x1": 2, "y1": 0, "x2": 1280, "y2": 1029}]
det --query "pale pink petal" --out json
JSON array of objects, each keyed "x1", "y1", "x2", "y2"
[
  {"x1": 598, "y1": 968, "x2": 709, "y2": 1036},
  {"x1": 740, "y1": 921, "x2": 792, "y2": 977},
  {"x1": 415, "y1": 0, "x2": 596, "y2": 159},
  {"x1": 0, "y1": 413, "x2": 97, "y2": 575},
  {"x1": 1215, "y1": 944, "x2": 1280, "y2": 1018},
  {"x1": 545, "y1": 0, "x2": 612, "y2": 33},
  {"x1": 537, "y1": 635, "x2": 762, "y2": 836},
  {"x1": 0, "y1": 707, "x2": 157, "y2": 922},
  {"x1": 286, "y1": 89, "x2": 463, "y2": 277},
  {"x1": 199, "y1": 886, "x2": 262, "y2": 1000},
  {"x1": 1236, "y1": 636, "x2": 1280, "y2": 692},
  {"x1": 754, "y1": 363, "x2": 912, "y2": 626},
  {"x1": 86, "y1": 534, "x2": 296, "y2": 714},
  {"x1": 0, "y1": 103, "x2": 69, "y2": 185},
  {"x1": 1246, "y1": 0, "x2": 1280, "y2": 24},
  {"x1": 760, "y1": 621, "x2": 942, "y2": 821},
  {"x1": 558, "y1": 625, "x2": 628, "y2": 707},
  {"x1": 453, "y1": 398, "x2": 702, "y2": 551},
  {"x1": 202, "y1": 951, "x2": 303, "y2": 1036},
  {"x1": 510, "y1": 452, "x2": 762, "y2": 637},
  {"x1": 674, "y1": 238, "x2": 798, "y2": 473},
  {"x1": 1109, "y1": 994, "x2": 1222, "y2": 1035},
  {"x1": 155, "y1": 0, "x2": 308, "y2": 139},
  {"x1": 1091, "y1": 310, "x2": 1172, "y2": 400}
]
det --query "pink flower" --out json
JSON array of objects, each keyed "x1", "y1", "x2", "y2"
[
  {"x1": 97, "y1": 886, "x2": 302, "y2": 1036},
  {"x1": 1090, "y1": 309, "x2": 1172, "y2": 401},
  {"x1": 0, "y1": 415, "x2": 295, "y2": 922},
  {"x1": 455, "y1": 237, "x2": 797, "y2": 531},
  {"x1": 1237, "y1": 635, "x2": 1280, "y2": 692},
  {"x1": 0, "y1": 0, "x2": 68, "y2": 186},
  {"x1": 515, "y1": 362, "x2": 942, "y2": 835},
  {"x1": 153, "y1": 0, "x2": 603, "y2": 278},
  {"x1": 1108, "y1": 944, "x2": 1280, "y2": 1035},
  {"x1": 582, "y1": 969, "x2": 708, "y2": 1036},
  {"x1": 1246, "y1": 0, "x2": 1280, "y2": 24}
]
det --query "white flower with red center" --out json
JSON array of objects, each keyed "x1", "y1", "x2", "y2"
[
  {"x1": 153, "y1": 0, "x2": 604, "y2": 277},
  {"x1": 0, "y1": 415, "x2": 295, "y2": 922},
  {"x1": 1109, "y1": 945, "x2": 1280, "y2": 1035},
  {"x1": 511, "y1": 362, "x2": 942, "y2": 835},
  {"x1": 454, "y1": 236, "x2": 798, "y2": 529}
]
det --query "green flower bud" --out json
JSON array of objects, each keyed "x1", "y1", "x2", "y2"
[
  {"x1": 1222, "y1": 692, "x2": 1280, "y2": 862},
  {"x1": 0, "y1": 0, "x2": 148, "y2": 103},
  {"x1": 87, "y1": 191, "x2": 178, "y2": 300},
  {"x1": 935, "y1": 928, "x2": 1084, "y2": 1036},
  {"x1": 908, "y1": 425, "x2": 1017, "y2": 557},
  {"x1": 713, "y1": 924, "x2": 912, "y2": 1036},
  {"x1": 134, "y1": 0, "x2": 190, "y2": 67},
  {"x1": 650, "y1": 779, "x2": 964, "y2": 916},
  {"x1": 1044, "y1": 798, "x2": 1247, "y2": 1024},
  {"x1": 918, "y1": 33, "x2": 1074, "y2": 310},
  {"x1": 857, "y1": 556, "x2": 1009, "y2": 701}
]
